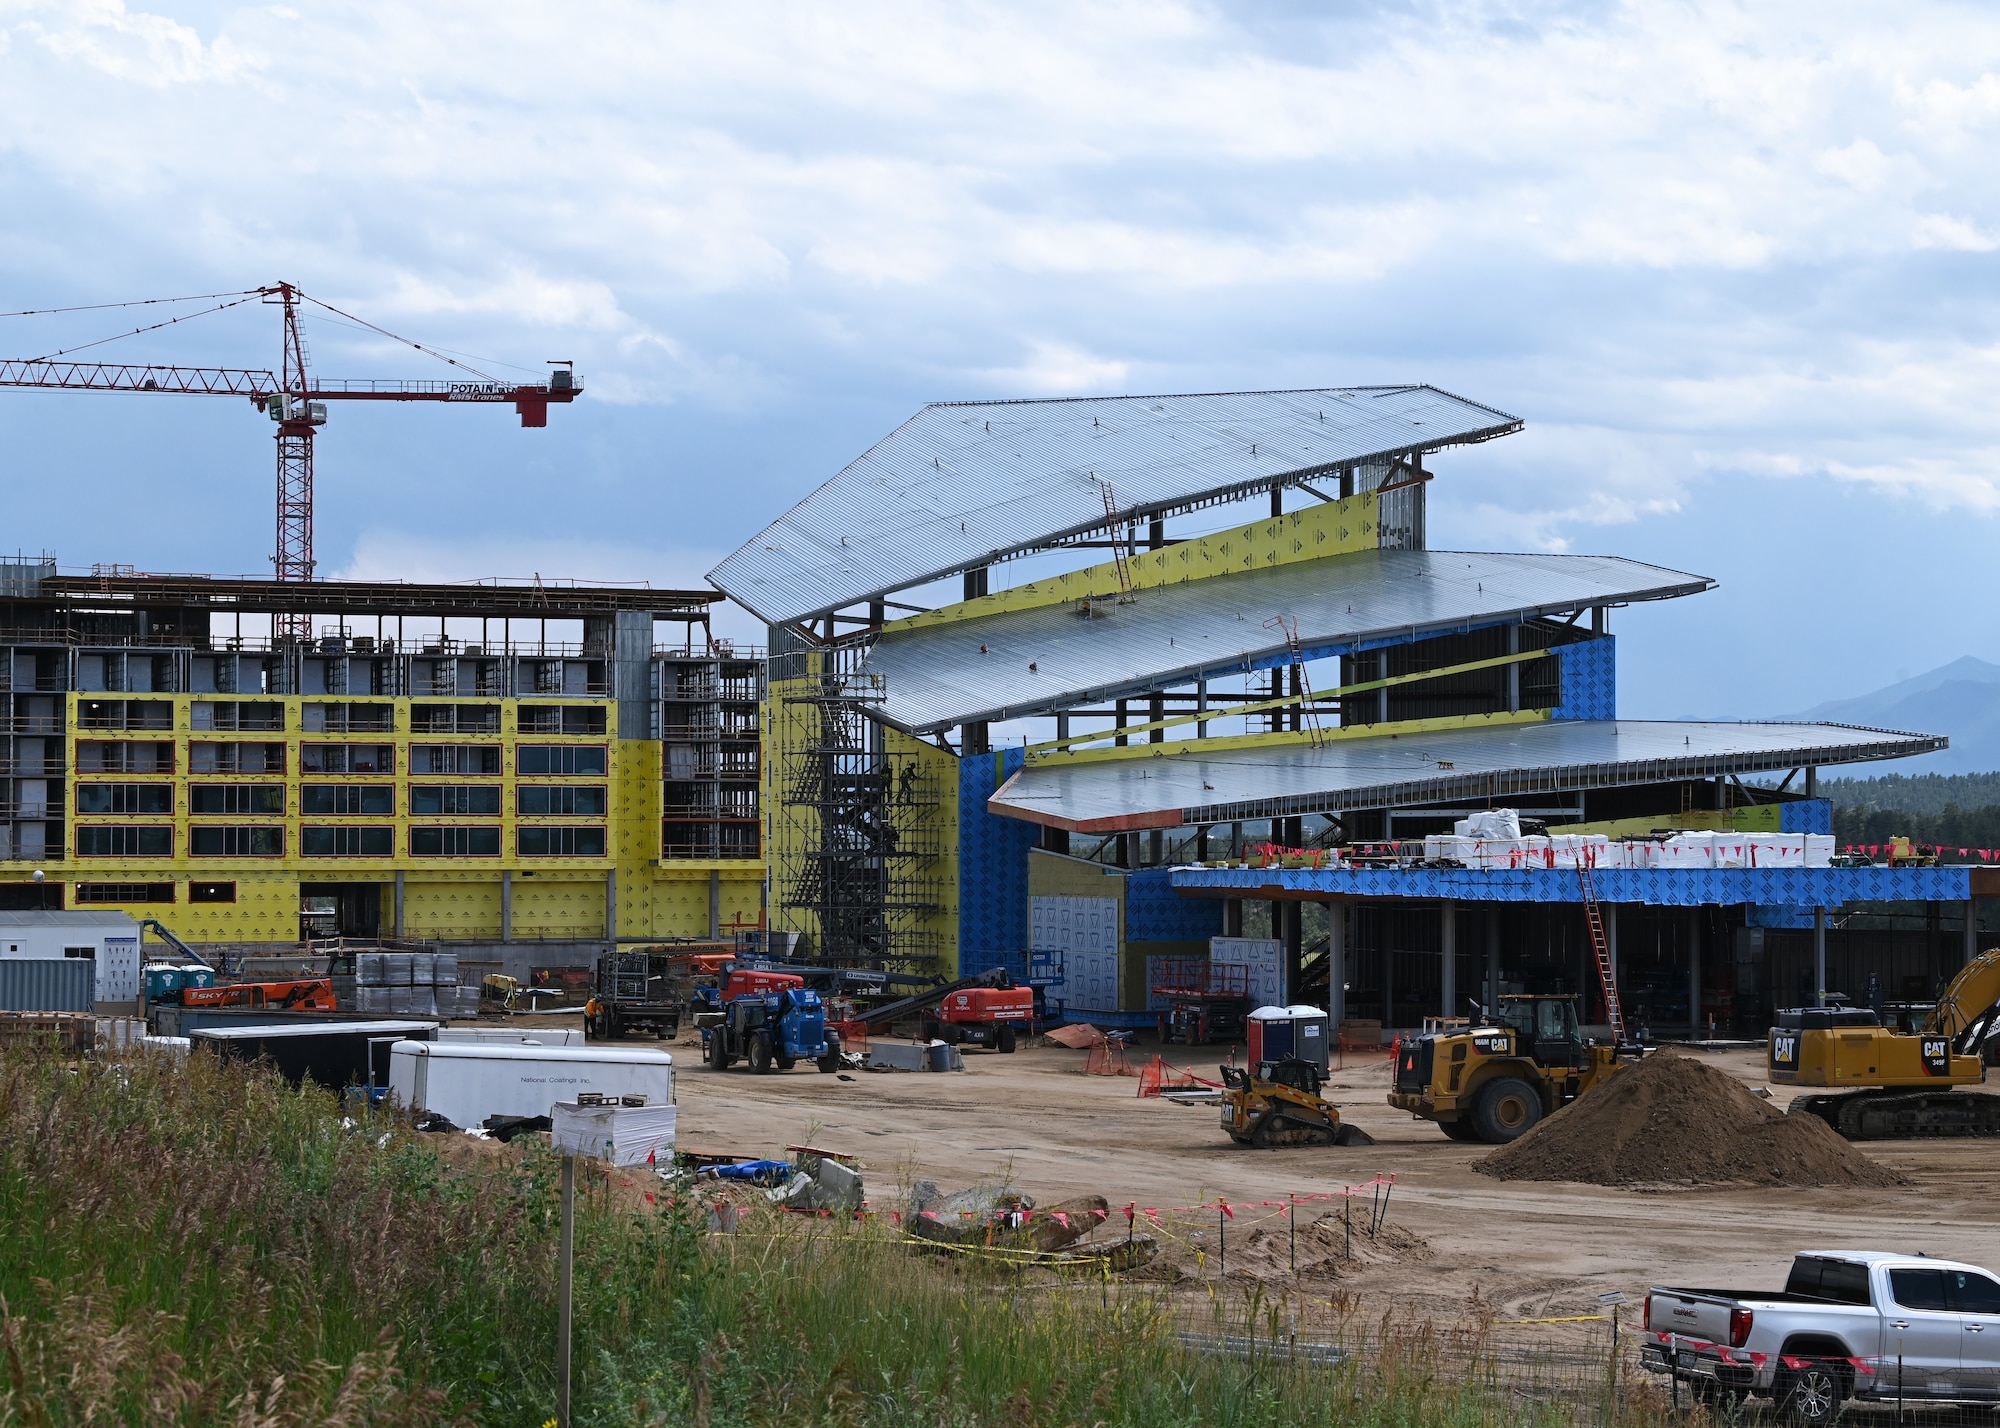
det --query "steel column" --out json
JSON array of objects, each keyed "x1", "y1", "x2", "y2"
[
  {"x1": 1814, "y1": 907, "x2": 1827, "y2": 1008},
  {"x1": 1440, "y1": 898, "x2": 1456, "y2": 1018}
]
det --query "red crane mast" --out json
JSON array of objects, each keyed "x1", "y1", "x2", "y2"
[{"x1": 0, "y1": 282, "x2": 580, "y2": 638}]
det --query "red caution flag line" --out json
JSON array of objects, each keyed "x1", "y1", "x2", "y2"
[
  {"x1": 1121, "y1": 1176, "x2": 1396, "y2": 1225},
  {"x1": 1843, "y1": 845, "x2": 1998, "y2": 861},
  {"x1": 708, "y1": 1175, "x2": 1401, "y2": 1226}
]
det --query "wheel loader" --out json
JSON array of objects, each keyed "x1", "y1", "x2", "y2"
[
  {"x1": 1388, "y1": 993, "x2": 1630, "y2": 1144},
  {"x1": 1776, "y1": 946, "x2": 2000, "y2": 1139},
  {"x1": 1220, "y1": 1057, "x2": 1375, "y2": 1148}
]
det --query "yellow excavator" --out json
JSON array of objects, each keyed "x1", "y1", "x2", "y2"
[{"x1": 1775, "y1": 947, "x2": 2000, "y2": 1139}]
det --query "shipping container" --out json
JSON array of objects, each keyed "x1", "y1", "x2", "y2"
[
  {"x1": 387, "y1": 1041, "x2": 673, "y2": 1130},
  {"x1": 0, "y1": 959, "x2": 92, "y2": 1012}
]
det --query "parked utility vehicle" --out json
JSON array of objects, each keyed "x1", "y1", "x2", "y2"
[
  {"x1": 697, "y1": 982, "x2": 841, "y2": 1074},
  {"x1": 1641, "y1": 1250, "x2": 2000, "y2": 1425}
]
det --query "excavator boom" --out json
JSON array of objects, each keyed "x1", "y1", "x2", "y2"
[{"x1": 1926, "y1": 947, "x2": 2000, "y2": 1049}]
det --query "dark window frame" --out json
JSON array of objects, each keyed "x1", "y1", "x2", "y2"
[
  {"x1": 516, "y1": 744, "x2": 609, "y2": 777},
  {"x1": 301, "y1": 826, "x2": 395, "y2": 857},
  {"x1": 187, "y1": 825, "x2": 285, "y2": 858},
  {"x1": 75, "y1": 825, "x2": 173, "y2": 858},
  {"x1": 517, "y1": 825, "x2": 608, "y2": 857},
  {"x1": 300, "y1": 785, "x2": 395, "y2": 816},
  {"x1": 74, "y1": 783, "x2": 173, "y2": 815}
]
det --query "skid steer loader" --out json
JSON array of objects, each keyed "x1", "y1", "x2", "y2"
[{"x1": 1220, "y1": 1057, "x2": 1375, "y2": 1148}]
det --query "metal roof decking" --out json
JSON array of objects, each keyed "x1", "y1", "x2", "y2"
[
  {"x1": 859, "y1": 549, "x2": 1711, "y2": 734},
  {"x1": 985, "y1": 719, "x2": 1947, "y2": 833},
  {"x1": 708, "y1": 386, "x2": 1522, "y2": 626}
]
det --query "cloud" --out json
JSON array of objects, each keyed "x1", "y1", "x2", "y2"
[
  {"x1": 6, "y1": 0, "x2": 2000, "y2": 720},
  {"x1": 972, "y1": 340, "x2": 1129, "y2": 396}
]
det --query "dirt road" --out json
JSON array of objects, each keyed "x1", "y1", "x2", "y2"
[{"x1": 659, "y1": 1033, "x2": 2000, "y2": 1324}]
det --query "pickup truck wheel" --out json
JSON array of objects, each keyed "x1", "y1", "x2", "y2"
[
  {"x1": 1776, "y1": 1363, "x2": 1846, "y2": 1427},
  {"x1": 1469, "y1": 1077, "x2": 1543, "y2": 1144},
  {"x1": 998, "y1": 1026, "x2": 1018, "y2": 1054},
  {"x1": 748, "y1": 1032, "x2": 774, "y2": 1074}
]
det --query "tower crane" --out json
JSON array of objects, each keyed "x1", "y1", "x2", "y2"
[{"x1": 0, "y1": 283, "x2": 580, "y2": 638}]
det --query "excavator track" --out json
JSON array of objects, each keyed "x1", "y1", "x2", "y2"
[{"x1": 1791, "y1": 1090, "x2": 2000, "y2": 1140}]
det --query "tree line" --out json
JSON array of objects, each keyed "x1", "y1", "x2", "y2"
[{"x1": 1824, "y1": 771, "x2": 2000, "y2": 851}]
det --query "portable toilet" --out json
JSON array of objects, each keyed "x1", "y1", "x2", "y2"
[
  {"x1": 1246, "y1": 1005, "x2": 1330, "y2": 1075},
  {"x1": 144, "y1": 962, "x2": 215, "y2": 1002}
]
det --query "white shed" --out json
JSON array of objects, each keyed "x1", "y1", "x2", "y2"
[{"x1": 0, "y1": 911, "x2": 142, "y2": 1002}]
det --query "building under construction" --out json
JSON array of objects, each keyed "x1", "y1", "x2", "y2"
[
  {"x1": 711, "y1": 386, "x2": 1976, "y2": 1033},
  {"x1": 0, "y1": 564, "x2": 766, "y2": 967}
]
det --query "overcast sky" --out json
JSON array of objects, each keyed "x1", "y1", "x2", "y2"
[{"x1": 1, "y1": 1, "x2": 1996, "y2": 717}]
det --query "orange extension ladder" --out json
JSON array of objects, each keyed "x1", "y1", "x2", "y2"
[{"x1": 1577, "y1": 861, "x2": 1628, "y2": 1045}]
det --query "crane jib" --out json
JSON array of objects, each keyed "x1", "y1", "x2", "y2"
[{"x1": 0, "y1": 360, "x2": 277, "y2": 395}]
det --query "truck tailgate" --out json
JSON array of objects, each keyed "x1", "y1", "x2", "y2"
[{"x1": 1647, "y1": 1289, "x2": 1742, "y2": 1344}]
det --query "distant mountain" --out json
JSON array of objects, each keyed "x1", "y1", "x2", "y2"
[{"x1": 1796, "y1": 656, "x2": 2000, "y2": 774}]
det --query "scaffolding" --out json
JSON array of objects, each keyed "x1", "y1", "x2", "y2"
[{"x1": 777, "y1": 658, "x2": 944, "y2": 970}]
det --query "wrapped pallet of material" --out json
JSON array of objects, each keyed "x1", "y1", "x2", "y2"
[
  {"x1": 409, "y1": 952, "x2": 434, "y2": 985},
  {"x1": 1423, "y1": 835, "x2": 1470, "y2": 862},
  {"x1": 1742, "y1": 836, "x2": 1805, "y2": 868},
  {"x1": 1656, "y1": 834, "x2": 1710, "y2": 869},
  {"x1": 385, "y1": 952, "x2": 413, "y2": 986},
  {"x1": 551, "y1": 1100, "x2": 678, "y2": 1167},
  {"x1": 1466, "y1": 808, "x2": 1522, "y2": 841},
  {"x1": 431, "y1": 953, "x2": 458, "y2": 987},
  {"x1": 357, "y1": 951, "x2": 390, "y2": 987},
  {"x1": 355, "y1": 985, "x2": 394, "y2": 1014}
]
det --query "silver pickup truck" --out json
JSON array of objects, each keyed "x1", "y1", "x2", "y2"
[{"x1": 1642, "y1": 1250, "x2": 2000, "y2": 1425}]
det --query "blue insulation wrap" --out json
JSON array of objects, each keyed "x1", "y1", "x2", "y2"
[
  {"x1": 1781, "y1": 800, "x2": 1834, "y2": 836},
  {"x1": 1125, "y1": 867, "x2": 1222, "y2": 942},
  {"x1": 959, "y1": 747, "x2": 1037, "y2": 968},
  {"x1": 1552, "y1": 635, "x2": 1615, "y2": 721},
  {"x1": 1171, "y1": 863, "x2": 1974, "y2": 908}
]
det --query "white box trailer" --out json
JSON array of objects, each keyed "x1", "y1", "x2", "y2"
[
  {"x1": 387, "y1": 1041, "x2": 673, "y2": 1129},
  {"x1": 0, "y1": 911, "x2": 140, "y2": 1003},
  {"x1": 436, "y1": 1026, "x2": 584, "y2": 1048}
]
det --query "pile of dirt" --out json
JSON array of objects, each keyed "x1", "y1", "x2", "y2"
[{"x1": 1474, "y1": 1050, "x2": 1907, "y2": 1188}]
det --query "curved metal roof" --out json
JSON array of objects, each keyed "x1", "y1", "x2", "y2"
[
  {"x1": 986, "y1": 719, "x2": 1947, "y2": 833},
  {"x1": 709, "y1": 385, "x2": 1521, "y2": 625},
  {"x1": 859, "y1": 548, "x2": 1711, "y2": 733}
]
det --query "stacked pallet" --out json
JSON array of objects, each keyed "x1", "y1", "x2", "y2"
[
  {"x1": 0, "y1": 1011, "x2": 96, "y2": 1055},
  {"x1": 354, "y1": 952, "x2": 481, "y2": 1017}
]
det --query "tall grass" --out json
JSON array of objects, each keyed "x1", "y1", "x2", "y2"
[{"x1": 0, "y1": 1046, "x2": 1688, "y2": 1426}]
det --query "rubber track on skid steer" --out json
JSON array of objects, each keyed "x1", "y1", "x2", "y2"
[{"x1": 1791, "y1": 1089, "x2": 2000, "y2": 1140}]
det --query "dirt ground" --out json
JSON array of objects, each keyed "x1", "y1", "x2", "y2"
[{"x1": 615, "y1": 1025, "x2": 2000, "y2": 1326}]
